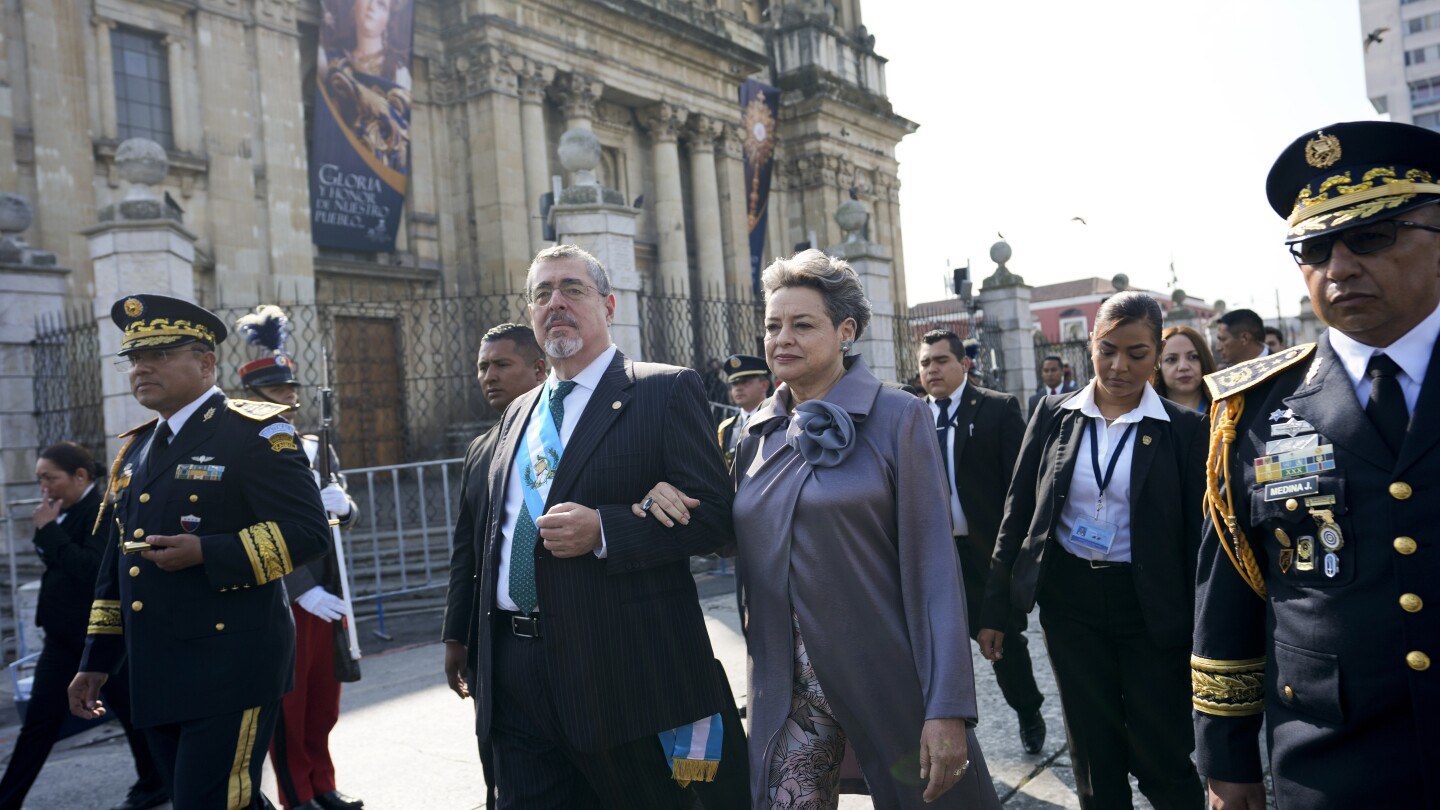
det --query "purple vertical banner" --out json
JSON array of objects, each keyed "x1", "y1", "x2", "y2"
[
  {"x1": 310, "y1": 0, "x2": 416, "y2": 252},
  {"x1": 741, "y1": 80, "x2": 779, "y2": 294}
]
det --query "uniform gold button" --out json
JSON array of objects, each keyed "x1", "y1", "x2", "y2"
[
  {"x1": 1285, "y1": 498, "x2": 1299, "y2": 512},
  {"x1": 131, "y1": 601, "x2": 143, "y2": 612},
  {"x1": 1283, "y1": 684, "x2": 1294, "y2": 699},
  {"x1": 1395, "y1": 537, "x2": 1418, "y2": 555},
  {"x1": 189, "y1": 494, "x2": 198, "y2": 503},
  {"x1": 1390, "y1": 482, "x2": 1413, "y2": 500},
  {"x1": 215, "y1": 623, "x2": 225, "y2": 631},
  {"x1": 1407, "y1": 651, "x2": 1430, "y2": 671},
  {"x1": 132, "y1": 528, "x2": 145, "y2": 539},
  {"x1": 128, "y1": 566, "x2": 140, "y2": 578},
  {"x1": 138, "y1": 493, "x2": 150, "y2": 504},
  {"x1": 1401, "y1": 593, "x2": 1424, "y2": 613}
]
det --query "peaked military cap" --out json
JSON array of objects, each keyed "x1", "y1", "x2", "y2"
[
  {"x1": 724, "y1": 354, "x2": 769, "y2": 383},
  {"x1": 110, "y1": 294, "x2": 227, "y2": 355},
  {"x1": 1267, "y1": 120, "x2": 1440, "y2": 243}
]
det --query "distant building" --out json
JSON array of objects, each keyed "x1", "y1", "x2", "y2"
[{"x1": 1359, "y1": 0, "x2": 1440, "y2": 131}]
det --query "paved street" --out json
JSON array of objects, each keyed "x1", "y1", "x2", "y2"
[{"x1": 0, "y1": 575, "x2": 1180, "y2": 809}]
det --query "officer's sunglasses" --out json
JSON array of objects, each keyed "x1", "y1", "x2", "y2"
[{"x1": 1290, "y1": 219, "x2": 1440, "y2": 265}]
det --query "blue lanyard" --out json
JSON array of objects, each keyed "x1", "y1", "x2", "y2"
[{"x1": 1088, "y1": 418, "x2": 1135, "y2": 508}]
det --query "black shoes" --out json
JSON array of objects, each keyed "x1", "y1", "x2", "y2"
[
  {"x1": 1019, "y1": 708, "x2": 1047, "y2": 754},
  {"x1": 313, "y1": 790, "x2": 365, "y2": 810},
  {"x1": 108, "y1": 784, "x2": 168, "y2": 810}
]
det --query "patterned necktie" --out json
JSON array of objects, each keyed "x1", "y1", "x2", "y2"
[
  {"x1": 508, "y1": 380, "x2": 578, "y2": 614},
  {"x1": 1365, "y1": 354, "x2": 1409, "y2": 455}
]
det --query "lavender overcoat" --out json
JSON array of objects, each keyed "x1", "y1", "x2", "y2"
[{"x1": 733, "y1": 357, "x2": 1001, "y2": 809}]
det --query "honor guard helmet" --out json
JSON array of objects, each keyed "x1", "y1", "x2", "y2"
[
  {"x1": 235, "y1": 305, "x2": 299, "y2": 389},
  {"x1": 724, "y1": 354, "x2": 769, "y2": 383},
  {"x1": 110, "y1": 294, "x2": 227, "y2": 355},
  {"x1": 1268, "y1": 120, "x2": 1440, "y2": 244}
]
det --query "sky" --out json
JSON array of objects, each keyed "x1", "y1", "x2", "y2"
[{"x1": 861, "y1": 0, "x2": 1381, "y2": 317}]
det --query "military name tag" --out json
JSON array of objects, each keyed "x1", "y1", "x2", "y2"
[
  {"x1": 1264, "y1": 475, "x2": 1320, "y2": 501},
  {"x1": 175, "y1": 464, "x2": 224, "y2": 481},
  {"x1": 1271, "y1": 419, "x2": 1316, "y2": 438},
  {"x1": 1254, "y1": 444, "x2": 1335, "y2": 483}
]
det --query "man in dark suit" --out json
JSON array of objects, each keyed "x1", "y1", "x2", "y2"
[
  {"x1": 918, "y1": 329, "x2": 1046, "y2": 753},
  {"x1": 1028, "y1": 354, "x2": 1068, "y2": 415},
  {"x1": 1213, "y1": 308, "x2": 1266, "y2": 367},
  {"x1": 462, "y1": 245, "x2": 746, "y2": 809},
  {"x1": 1195, "y1": 121, "x2": 1440, "y2": 809},
  {"x1": 68, "y1": 294, "x2": 330, "y2": 810}
]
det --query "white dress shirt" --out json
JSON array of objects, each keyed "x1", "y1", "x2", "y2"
[
  {"x1": 927, "y1": 380, "x2": 970, "y2": 537},
  {"x1": 1328, "y1": 302, "x2": 1440, "y2": 413},
  {"x1": 496, "y1": 345, "x2": 617, "y2": 612},
  {"x1": 159, "y1": 385, "x2": 224, "y2": 444},
  {"x1": 1055, "y1": 381, "x2": 1170, "y2": 563}
]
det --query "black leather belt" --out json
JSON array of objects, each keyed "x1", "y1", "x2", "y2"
[
  {"x1": 1086, "y1": 559, "x2": 1131, "y2": 570},
  {"x1": 497, "y1": 611, "x2": 541, "y2": 638}
]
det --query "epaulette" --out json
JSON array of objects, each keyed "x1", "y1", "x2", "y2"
[
  {"x1": 1204, "y1": 343, "x2": 1316, "y2": 401},
  {"x1": 716, "y1": 415, "x2": 737, "y2": 447},
  {"x1": 226, "y1": 399, "x2": 293, "y2": 421},
  {"x1": 117, "y1": 418, "x2": 159, "y2": 438}
]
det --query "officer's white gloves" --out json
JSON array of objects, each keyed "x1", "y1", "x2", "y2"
[
  {"x1": 297, "y1": 586, "x2": 347, "y2": 622},
  {"x1": 320, "y1": 483, "x2": 351, "y2": 517}
]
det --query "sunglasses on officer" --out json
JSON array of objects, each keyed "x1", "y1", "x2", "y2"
[{"x1": 1290, "y1": 217, "x2": 1440, "y2": 265}]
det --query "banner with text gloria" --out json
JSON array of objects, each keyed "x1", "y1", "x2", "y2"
[{"x1": 310, "y1": 0, "x2": 416, "y2": 252}]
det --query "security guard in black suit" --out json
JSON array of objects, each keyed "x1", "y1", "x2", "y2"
[
  {"x1": 1194, "y1": 122, "x2": 1440, "y2": 809},
  {"x1": 68, "y1": 294, "x2": 331, "y2": 810},
  {"x1": 715, "y1": 354, "x2": 771, "y2": 468}
]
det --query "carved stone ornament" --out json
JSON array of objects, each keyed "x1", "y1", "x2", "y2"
[
  {"x1": 835, "y1": 199, "x2": 868, "y2": 243},
  {"x1": 640, "y1": 103, "x2": 687, "y2": 143},
  {"x1": 551, "y1": 73, "x2": 604, "y2": 122}
]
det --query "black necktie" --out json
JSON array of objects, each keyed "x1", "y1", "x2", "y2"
[
  {"x1": 148, "y1": 421, "x2": 172, "y2": 467},
  {"x1": 935, "y1": 397, "x2": 952, "y2": 481},
  {"x1": 1365, "y1": 353, "x2": 1409, "y2": 455}
]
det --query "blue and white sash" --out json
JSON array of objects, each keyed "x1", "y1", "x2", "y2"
[
  {"x1": 659, "y1": 712, "x2": 724, "y2": 785},
  {"x1": 514, "y1": 381, "x2": 565, "y2": 524}
]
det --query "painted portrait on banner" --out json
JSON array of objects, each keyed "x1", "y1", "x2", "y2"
[{"x1": 310, "y1": 0, "x2": 415, "y2": 251}]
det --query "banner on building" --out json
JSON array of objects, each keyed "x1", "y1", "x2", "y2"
[
  {"x1": 310, "y1": 0, "x2": 416, "y2": 252},
  {"x1": 741, "y1": 80, "x2": 779, "y2": 293}
]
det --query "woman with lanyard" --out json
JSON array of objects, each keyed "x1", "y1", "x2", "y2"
[{"x1": 978, "y1": 292, "x2": 1207, "y2": 810}]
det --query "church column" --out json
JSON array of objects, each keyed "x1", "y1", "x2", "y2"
[
  {"x1": 684, "y1": 114, "x2": 724, "y2": 295},
  {"x1": 716, "y1": 123, "x2": 752, "y2": 297},
  {"x1": 94, "y1": 18, "x2": 118, "y2": 140},
  {"x1": 640, "y1": 103, "x2": 689, "y2": 293},
  {"x1": 461, "y1": 46, "x2": 529, "y2": 293},
  {"x1": 551, "y1": 72, "x2": 603, "y2": 132},
  {"x1": 517, "y1": 62, "x2": 555, "y2": 254}
]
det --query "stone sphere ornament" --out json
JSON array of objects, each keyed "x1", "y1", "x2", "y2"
[
  {"x1": 558, "y1": 128, "x2": 602, "y2": 175},
  {"x1": 835, "y1": 199, "x2": 868, "y2": 242},
  {"x1": 989, "y1": 240, "x2": 1012, "y2": 268},
  {"x1": 0, "y1": 193, "x2": 32, "y2": 235},
  {"x1": 116, "y1": 138, "x2": 169, "y2": 188}
]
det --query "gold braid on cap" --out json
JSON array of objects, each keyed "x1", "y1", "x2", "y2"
[{"x1": 1205, "y1": 395, "x2": 1267, "y2": 600}]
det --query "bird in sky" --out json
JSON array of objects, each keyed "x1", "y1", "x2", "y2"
[
  {"x1": 1364, "y1": 27, "x2": 1390, "y2": 53},
  {"x1": 1070, "y1": 216, "x2": 1087, "y2": 225}
]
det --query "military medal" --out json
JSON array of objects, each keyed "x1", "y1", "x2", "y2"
[
  {"x1": 1296, "y1": 536, "x2": 1315, "y2": 571},
  {"x1": 1278, "y1": 549, "x2": 1295, "y2": 573},
  {"x1": 1271, "y1": 419, "x2": 1316, "y2": 438},
  {"x1": 1274, "y1": 528, "x2": 1293, "y2": 547},
  {"x1": 1324, "y1": 552, "x2": 1340, "y2": 578}
]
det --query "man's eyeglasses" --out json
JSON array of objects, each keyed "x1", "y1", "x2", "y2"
[
  {"x1": 112, "y1": 347, "x2": 203, "y2": 372},
  {"x1": 527, "y1": 281, "x2": 601, "y2": 306},
  {"x1": 1289, "y1": 219, "x2": 1440, "y2": 265}
]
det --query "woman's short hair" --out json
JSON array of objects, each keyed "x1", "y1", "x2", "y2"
[
  {"x1": 39, "y1": 442, "x2": 104, "y2": 480},
  {"x1": 1152, "y1": 325, "x2": 1219, "y2": 398},
  {"x1": 760, "y1": 249, "x2": 872, "y2": 339},
  {"x1": 1093, "y1": 291, "x2": 1164, "y2": 349}
]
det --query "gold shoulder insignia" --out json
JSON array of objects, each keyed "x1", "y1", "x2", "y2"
[
  {"x1": 716, "y1": 415, "x2": 737, "y2": 447},
  {"x1": 117, "y1": 418, "x2": 159, "y2": 438},
  {"x1": 226, "y1": 399, "x2": 293, "y2": 421},
  {"x1": 1204, "y1": 343, "x2": 1316, "y2": 401}
]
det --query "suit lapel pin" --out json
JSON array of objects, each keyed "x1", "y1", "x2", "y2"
[
  {"x1": 611, "y1": 400, "x2": 621, "y2": 410},
  {"x1": 1142, "y1": 435, "x2": 1152, "y2": 446}
]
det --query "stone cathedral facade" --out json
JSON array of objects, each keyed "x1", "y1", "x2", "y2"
[{"x1": 2, "y1": 0, "x2": 915, "y2": 310}]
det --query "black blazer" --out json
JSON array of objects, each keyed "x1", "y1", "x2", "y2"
[
  {"x1": 981, "y1": 390, "x2": 1207, "y2": 648},
  {"x1": 442, "y1": 423, "x2": 502, "y2": 693},
  {"x1": 945, "y1": 384, "x2": 1025, "y2": 555},
  {"x1": 33, "y1": 484, "x2": 106, "y2": 640},
  {"x1": 473, "y1": 352, "x2": 735, "y2": 752}
]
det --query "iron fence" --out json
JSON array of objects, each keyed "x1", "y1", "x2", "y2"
[
  {"x1": 638, "y1": 284, "x2": 765, "y2": 374},
  {"x1": 1034, "y1": 337, "x2": 1095, "y2": 389},
  {"x1": 31, "y1": 307, "x2": 104, "y2": 460}
]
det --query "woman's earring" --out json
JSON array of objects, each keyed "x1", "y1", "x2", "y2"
[{"x1": 840, "y1": 340, "x2": 853, "y2": 352}]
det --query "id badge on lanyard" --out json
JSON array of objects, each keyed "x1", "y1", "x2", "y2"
[{"x1": 1067, "y1": 419, "x2": 1134, "y2": 555}]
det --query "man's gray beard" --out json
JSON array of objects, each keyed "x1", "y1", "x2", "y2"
[{"x1": 545, "y1": 334, "x2": 583, "y2": 359}]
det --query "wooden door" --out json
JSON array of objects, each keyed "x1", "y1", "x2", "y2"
[{"x1": 333, "y1": 316, "x2": 404, "y2": 468}]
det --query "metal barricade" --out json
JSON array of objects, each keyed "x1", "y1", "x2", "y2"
[
  {"x1": 341, "y1": 457, "x2": 464, "y2": 640},
  {"x1": 1, "y1": 500, "x2": 38, "y2": 663}
]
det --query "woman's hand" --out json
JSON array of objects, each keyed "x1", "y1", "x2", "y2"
[
  {"x1": 977, "y1": 628, "x2": 1005, "y2": 662},
  {"x1": 32, "y1": 497, "x2": 61, "y2": 529},
  {"x1": 918, "y1": 717, "x2": 970, "y2": 802},
  {"x1": 630, "y1": 482, "x2": 699, "y2": 528}
]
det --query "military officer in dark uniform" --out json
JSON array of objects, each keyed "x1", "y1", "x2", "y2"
[
  {"x1": 715, "y1": 354, "x2": 770, "y2": 468},
  {"x1": 1193, "y1": 121, "x2": 1440, "y2": 809},
  {"x1": 68, "y1": 294, "x2": 331, "y2": 810}
]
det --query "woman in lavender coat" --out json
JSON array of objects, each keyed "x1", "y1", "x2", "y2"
[{"x1": 636, "y1": 250, "x2": 999, "y2": 809}]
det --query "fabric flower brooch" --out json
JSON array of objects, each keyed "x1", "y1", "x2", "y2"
[{"x1": 787, "y1": 399, "x2": 856, "y2": 467}]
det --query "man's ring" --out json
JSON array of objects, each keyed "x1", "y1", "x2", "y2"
[
  {"x1": 641, "y1": 497, "x2": 654, "y2": 511},
  {"x1": 951, "y1": 759, "x2": 970, "y2": 777}
]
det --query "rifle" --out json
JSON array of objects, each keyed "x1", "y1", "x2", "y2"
[{"x1": 318, "y1": 350, "x2": 363, "y2": 675}]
